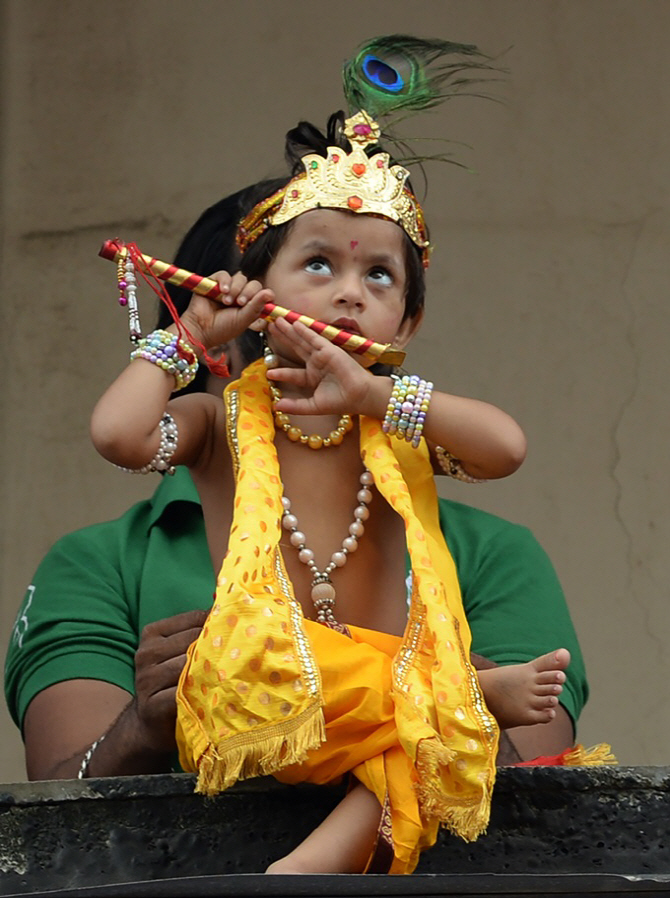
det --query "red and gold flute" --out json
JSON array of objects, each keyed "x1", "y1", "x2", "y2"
[{"x1": 99, "y1": 240, "x2": 405, "y2": 366}]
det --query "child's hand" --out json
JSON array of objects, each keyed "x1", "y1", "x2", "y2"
[
  {"x1": 180, "y1": 271, "x2": 272, "y2": 352},
  {"x1": 266, "y1": 318, "x2": 375, "y2": 417}
]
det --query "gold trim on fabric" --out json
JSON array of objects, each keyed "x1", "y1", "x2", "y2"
[
  {"x1": 392, "y1": 583, "x2": 425, "y2": 691},
  {"x1": 453, "y1": 618, "x2": 498, "y2": 750},
  {"x1": 274, "y1": 550, "x2": 322, "y2": 699},
  {"x1": 224, "y1": 387, "x2": 240, "y2": 479},
  {"x1": 226, "y1": 379, "x2": 322, "y2": 703}
]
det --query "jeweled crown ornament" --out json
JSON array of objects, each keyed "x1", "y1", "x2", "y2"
[
  {"x1": 236, "y1": 110, "x2": 429, "y2": 265},
  {"x1": 274, "y1": 111, "x2": 428, "y2": 252}
]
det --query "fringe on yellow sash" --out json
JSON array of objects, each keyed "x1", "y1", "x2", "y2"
[
  {"x1": 562, "y1": 742, "x2": 617, "y2": 767},
  {"x1": 414, "y1": 736, "x2": 492, "y2": 842},
  {"x1": 194, "y1": 704, "x2": 326, "y2": 797}
]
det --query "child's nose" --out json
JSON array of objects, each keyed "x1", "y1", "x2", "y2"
[{"x1": 333, "y1": 274, "x2": 365, "y2": 308}]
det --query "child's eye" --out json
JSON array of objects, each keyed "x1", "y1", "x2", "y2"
[
  {"x1": 305, "y1": 258, "x2": 333, "y2": 276},
  {"x1": 367, "y1": 267, "x2": 393, "y2": 287}
]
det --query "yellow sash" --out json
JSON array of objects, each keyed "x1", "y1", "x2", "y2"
[{"x1": 175, "y1": 358, "x2": 499, "y2": 841}]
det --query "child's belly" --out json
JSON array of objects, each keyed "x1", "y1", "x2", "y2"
[{"x1": 281, "y1": 532, "x2": 409, "y2": 636}]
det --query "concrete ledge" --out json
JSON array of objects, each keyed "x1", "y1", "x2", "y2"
[
  {"x1": 3, "y1": 873, "x2": 670, "y2": 898},
  {"x1": 1, "y1": 767, "x2": 669, "y2": 895}
]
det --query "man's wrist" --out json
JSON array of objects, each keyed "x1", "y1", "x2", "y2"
[{"x1": 81, "y1": 700, "x2": 174, "y2": 778}]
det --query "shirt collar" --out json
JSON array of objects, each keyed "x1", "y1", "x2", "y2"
[{"x1": 148, "y1": 466, "x2": 201, "y2": 527}]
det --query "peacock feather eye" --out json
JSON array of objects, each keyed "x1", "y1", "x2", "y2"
[{"x1": 362, "y1": 54, "x2": 405, "y2": 93}]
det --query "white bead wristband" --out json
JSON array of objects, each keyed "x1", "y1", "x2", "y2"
[{"x1": 115, "y1": 412, "x2": 178, "y2": 476}]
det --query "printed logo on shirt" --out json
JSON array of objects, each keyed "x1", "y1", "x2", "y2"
[{"x1": 12, "y1": 585, "x2": 35, "y2": 650}]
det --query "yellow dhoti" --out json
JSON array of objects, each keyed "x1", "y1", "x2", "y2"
[
  {"x1": 275, "y1": 624, "x2": 401, "y2": 786},
  {"x1": 276, "y1": 622, "x2": 431, "y2": 873},
  {"x1": 176, "y1": 360, "x2": 500, "y2": 873}
]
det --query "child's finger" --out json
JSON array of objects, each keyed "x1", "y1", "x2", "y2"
[
  {"x1": 267, "y1": 320, "x2": 312, "y2": 361},
  {"x1": 239, "y1": 279, "x2": 268, "y2": 303},
  {"x1": 235, "y1": 290, "x2": 272, "y2": 326},
  {"x1": 272, "y1": 317, "x2": 329, "y2": 353},
  {"x1": 208, "y1": 270, "x2": 234, "y2": 303},
  {"x1": 226, "y1": 272, "x2": 250, "y2": 304},
  {"x1": 267, "y1": 365, "x2": 307, "y2": 389},
  {"x1": 236, "y1": 279, "x2": 272, "y2": 307}
]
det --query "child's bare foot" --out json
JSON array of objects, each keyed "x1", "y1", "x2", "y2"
[
  {"x1": 265, "y1": 781, "x2": 380, "y2": 874},
  {"x1": 477, "y1": 649, "x2": 570, "y2": 729},
  {"x1": 266, "y1": 858, "x2": 311, "y2": 874}
]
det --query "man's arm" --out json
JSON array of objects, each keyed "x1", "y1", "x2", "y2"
[{"x1": 23, "y1": 610, "x2": 207, "y2": 780}]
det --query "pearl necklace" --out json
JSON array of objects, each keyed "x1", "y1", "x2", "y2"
[
  {"x1": 269, "y1": 382, "x2": 353, "y2": 449},
  {"x1": 281, "y1": 467, "x2": 373, "y2": 627}
]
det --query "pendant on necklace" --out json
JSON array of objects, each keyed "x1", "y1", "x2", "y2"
[{"x1": 281, "y1": 467, "x2": 374, "y2": 628}]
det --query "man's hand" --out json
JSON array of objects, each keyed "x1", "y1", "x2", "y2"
[{"x1": 132, "y1": 610, "x2": 208, "y2": 753}]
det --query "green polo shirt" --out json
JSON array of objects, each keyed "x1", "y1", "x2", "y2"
[{"x1": 5, "y1": 467, "x2": 587, "y2": 732}]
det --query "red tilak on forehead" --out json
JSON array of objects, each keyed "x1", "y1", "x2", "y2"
[{"x1": 350, "y1": 240, "x2": 358, "y2": 250}]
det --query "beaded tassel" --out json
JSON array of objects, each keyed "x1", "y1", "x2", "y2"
[{"x1": 117, "y1": 249, "x2": 142, "y2": 343}]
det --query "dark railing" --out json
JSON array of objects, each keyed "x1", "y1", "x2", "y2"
[{"x1": 1, "y1": 766, "x2": 670, "y2": 896}]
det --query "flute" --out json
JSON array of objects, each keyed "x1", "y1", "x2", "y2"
[{"x1": 99, "y1": 240, "x2": 405, "y2": 366}]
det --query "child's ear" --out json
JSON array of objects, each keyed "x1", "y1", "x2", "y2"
[{"x1": 393, "y1": 309, "x2": 424, "y2": 349}]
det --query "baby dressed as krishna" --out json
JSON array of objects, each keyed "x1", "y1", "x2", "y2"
[{"x1": 92, "y1": 35, "x2": 610, "y2": 874}]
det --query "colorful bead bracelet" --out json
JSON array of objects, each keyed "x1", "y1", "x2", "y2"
[
  {"x1": 129, "y1": 329, "x2": 198, "y2": 392},
  {"x1": 383, "y1": 374, "x2": 433, "y2": 448}
]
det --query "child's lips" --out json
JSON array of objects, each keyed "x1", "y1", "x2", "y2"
[{"x1": 330, "y1": 317, "x2": 362, "y2": 336}]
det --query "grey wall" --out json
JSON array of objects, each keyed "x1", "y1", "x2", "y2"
[{"x1": 2, "y1": 0, "x2": 669, "y2": 782}]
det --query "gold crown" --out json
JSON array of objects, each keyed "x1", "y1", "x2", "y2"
[{"x1": 237, "y1": 111, "x2": 430, "y2": 266}]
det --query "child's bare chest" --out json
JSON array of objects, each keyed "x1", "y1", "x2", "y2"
[
  {"x1": 275, "y1": 438, "x2": 409, "y2": 636},
  {"x1": 196, "y1": 421, "x2": 410, "y2": 637}
]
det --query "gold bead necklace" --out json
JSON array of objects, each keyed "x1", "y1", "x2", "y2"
[{"x1": 269, "y1": 382, "x2": 353, "y2": 449}]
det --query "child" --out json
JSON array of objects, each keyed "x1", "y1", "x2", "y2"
[{"x1": 91, "y1": 108, "x2": 569, "y2": 874}]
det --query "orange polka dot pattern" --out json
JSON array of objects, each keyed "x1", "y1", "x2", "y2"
[
  {"x1": 176, "y1": 360, "x2": 324, "y2": 785},
  {"x1": 359, "y1": 416, "x2": 499, "y2": 839}
]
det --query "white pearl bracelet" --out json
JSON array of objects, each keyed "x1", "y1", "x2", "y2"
[{"x1": 115, "y1": 412, "x2": 178, "y2": 476}]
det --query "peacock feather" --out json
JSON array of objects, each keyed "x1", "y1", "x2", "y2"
[
  {"x1": 342, "y1": 35, "x2": 500, "y2": 167},
  {"x1": 343, "y1": 34, "x2": 497, "y2": 121}
]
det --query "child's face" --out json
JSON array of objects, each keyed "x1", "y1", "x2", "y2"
[{"x1": 263, "y1": 209, "x2": 420, "y2": 354}]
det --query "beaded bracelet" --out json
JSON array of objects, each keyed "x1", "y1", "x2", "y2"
[
  {"x1": 130, "y1": 329, "x2": 198, "y2": 392},
  {"x1": 434, "y1": 445, "x2": 486, "y2": 483},
  {"x1": 383, "y1": 374, "x2": 433, "y2": 448},
  {"x1": 116, "y1": 412, "x2": 178, "y2": 476},
  {"x1": 78, "y1": 733, "x2": 106, "y2": 779}
]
